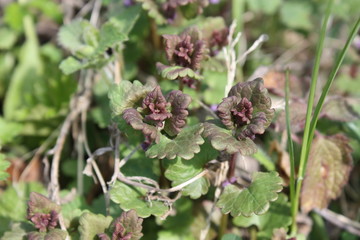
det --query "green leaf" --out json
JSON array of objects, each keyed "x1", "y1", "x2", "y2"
[
  {"x1": 0, "y1": 182, "x2": 46, "y2": 221},
  {"x1": 45, "y1": 229, "x2": 68, "y2": 240},
  {"x1": 95, "y1": 20, "x2": 128, "y2": 55},
  {"x1": 0, "y1": 118, "x2": 23, "y2": 147},
  {"x1": 157, "y1": 63, "x2": 203, "y2": 80},
  {"x1": 109, "y1": 80, "x2": 155, "y2": 116},
  {"x1": 58, "y1": 19, "x2": 98, "y2": 55},
  {"x1": 246, "y1": 0, "x2": 282, "y2": 14},
  {"x1": 78, "y1": 212, "x2": 113, "y2": 240},
  {"x1": 203, "y1": 122, "x2": 257, "y2": 155},
  {"x1": 203, "y1": 70, "x2": 227, "y2": 105},
  {"x1": 217, "y1": 172, "x2": 283, "y2": 217},
  {"x1": 301, "y1": 135, "x2": 353, "y2": 213},
  {"x1": 164, "y1": 141, "x2": 218, "y2": 198},
  {"x1": 146, "y1": 124, "x2": 205, "y2": 160},
  {"x1": 3, "y1": 3, "x2": 27, "y2": 32},
  {"x1": 0, "y1": 27, "x2": 18, "y2": 50},
  {"x1": 110, "y1": 5, "x2": 142, "y2": 35},
  {"x1": 221, "y1": 233, "x2": 242, "y2": 240},
  {"x1": 0, "y1": 154, "x2": 10, "y2": 181},
  {"x1": 2, "y1": 222, "x2": 34, "y2": 240},
  {"x1": 136, "y1": 0, "x2": 167, "y2": 25},
  {"x1": 59, "y1": 57, "x2": 83, "y2": 75},
  {"x1": 233, "y1": 194, "x2": 291, "y2": 237},
  {"x1": 110, "y1": 181, "x2": 169, "y2": 218},
  {"x1": 280, "y1": 2, "x2": 312, "y2": 30}
]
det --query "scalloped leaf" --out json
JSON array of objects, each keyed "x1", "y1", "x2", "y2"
[
  {"x1": 58, "y1": 19, "x2": 98, "y2": 54},
  {"x1": 111, "y1": 210, "x2": 143, "y2": 240},
  {"x1": 123, "y1": 108, "x2": 161, "y2": 143},
  {"x1": 95, "y1": 20, "x2": 128, "y2": 55},
  {"x1": 59, "y1": 56, "x2": 111, "y2": 75},
  {"x1": 301, "y1": 134, "x2": 353, "y2": 213},
  {"x1": 0, "y1": 154, "x2": 10, "y2": 181},
  {"x1": 146, "y1": 124, "x2": 205, "y2": 160},
  {"x1": 203, "y1": 122, "x2": 257, "y2": 155},
  {"x1": 27, "y1": 192, "x2": 61, "y2": 216},
  {"x1": 157, "y1": 63, "x2": 203, "y2": 80},
  {"x1": 78, "y1": 212, "x2": 113, "y2": 240},
  {"x1": 108, "y1": 80, "x2": 156, "y2": 116},
  {"x1": 110, "y1": 181, "x2": 169, "y2": 218},
  {"x1": 164, "y1": 141, "x2": 218, "y2": 198},
  {"x1": 45, "y1": 229, "x2": 68, "y2": 240},
  {"x1": 217, "y1": 172, "x2": 283, "y2": 217},
  {"x1": 136, "y1": 0, "x2": 166, "y2": 25},
  {"x1": 233, "y1": 194, "x2": 291, "y2": 237}
]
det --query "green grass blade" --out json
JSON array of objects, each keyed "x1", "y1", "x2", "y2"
[
  {"x1": 285, "y1": 69, "x2": 296, "y2": 231},
  {"x1": 291, "y1": 0, "x2": 334, "y2": 235},
  {"x1": 305, "y1": 17, "x2": 360, "y2": 159}
]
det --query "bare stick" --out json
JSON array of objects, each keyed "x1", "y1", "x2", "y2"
[
  {"x1": 90, "y1": 0, "x2": 102, "y2": 26},
  {"x1": 109, "y1": 129, "x2": 121, "y2": 185},
  {"x1": 117, "y1": 170, "x2": 208, "y2": 193},
  {"x1": 314, "y1": 208, "x2": 360, "y2": 236},
  {"x1": 118, "y1": 144, "x2": 142, "y2": 168},
  {"x1": 196, "y1": 99, "x2": 219, "y2": 119}
]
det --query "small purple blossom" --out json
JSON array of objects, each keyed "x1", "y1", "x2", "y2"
[
  {"x1": 123, "y1": 0, "x2": 135, "y2": 7},
  {"x1": 29, "y1": 210, "x2": 59, "y2": 232},
  {"x1": 222, "y1": 176, "x2": 237, "y2": 187},
  {"x1": 209, "y1": 0, "x2": 220, "y2": 4}
]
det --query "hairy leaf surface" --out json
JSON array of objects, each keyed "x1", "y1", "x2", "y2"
[
  {"x1": 146, "y1": 124, "x2": 204, "y2": 160},
  {"x1": 78, "y1": 212, "x2": 112, "y2": 240},
  {"x1": 203, "y1": 122, "x2": 257, "y2": 155},
  {"x1": 164, "y1": 142, "x2": 218, "y2": 198},
  {"x1": 110, "y1": 181, "x2": 169, "y2": 218},
  {"x1": 233, "y1": 194, "x2": 291, "y2": 237},
  {"x1": 217, "y1": 172, "x2": 283, "y2": 217}
]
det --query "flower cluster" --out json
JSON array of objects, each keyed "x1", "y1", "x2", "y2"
[
  {"x1": 208, "y1": 27, "x2": 229, "y2": 56},
  {"x1": 217, "y1": 78, "x2": 274, "y2": 140},
  {"x1": 158, "y1": 28, "x2": 205, "y2": 88},
  {"x1": 123, "y1": 85, "x2": 191, "y2": 144},
  {"x1": 27, "y1": 192, "x2": 60, "y2": 232}
]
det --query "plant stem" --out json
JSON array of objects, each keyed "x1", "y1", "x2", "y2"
[
  {"x1": 290, "y1": 0, "x2": 334, "y2": 235},
  {"x1": 285, "y1": 69, "x2": 296, "y2": 232},
  {"x1": 219, "y1": 213, "x2": 228, "y2": 237}
]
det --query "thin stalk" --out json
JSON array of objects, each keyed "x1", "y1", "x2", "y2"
[
  {"x1": 285, "y1": 69, "x2": 296, "y2": 231},
  {"x1": 291, "y1": 0, "x2": 334, "y2": 235},
  {"x1": 305, "y1": 17, "x2": 360, "y2": 161}
]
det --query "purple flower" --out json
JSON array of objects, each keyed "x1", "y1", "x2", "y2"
[
  {"x1": 163, "y1": 28, "x2": 205, "y2": 70},
  {"x1": 217, "y1": 79, "x2": 274, "y2": 140},
  {"x1": 29, "y1": 210, "x2": 59, "y2": 232}
]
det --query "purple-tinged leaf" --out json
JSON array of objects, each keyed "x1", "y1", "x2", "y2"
[
  {"x1": 140, "y1": 86, "x2": 172, "y2": 127},
  {"x1": 27, "y1": 193, "x2": 61, "y2": 232},
  {"x1": 164, "y1": 90, "x2": 192, "y2": 136},
  {"x1": 203, "y1": 122, "x2": 257, "y2": 155},
  {"x1": 146, "y1": 124, "x2": 204, "y2": 160},
  {"x1": 163, "y1": 28, "x2": 205, "y2": 70},
  {"x1": 218, "y1": 78, "x2": 274, "y2": 140},
  {"x1": 111, "y1": 210, "x2": 143, "y2": 240},
  {"x1": 123, "y1": 108, "x2": 161, "y2": 143}
]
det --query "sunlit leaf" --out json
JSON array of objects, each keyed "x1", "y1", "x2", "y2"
[
  {"x1": 78, "y1": 212, "x2": 113, "y2": 240},
  {"x1": 157, "y1": 63, "x2": 203, "y2": 80},
  {"x1": 110, "y1": 181, "x2": 169, "y2": 218},
  {"x1": 217, "y1": 172, "x2": 283, "y2": 217},
  {"x1": 108, "y1": 80, "x2": 156, "y2": 117},
  {"x1": 164, "y1": 142, "x2": 218, "y2": 198},
  {"x1": 146, "y1": 124, "x2": 205, "y2": 160},
  {"x1": 203, "y1": 122, "x2": 257, "y2": 155},
  {"x1": 233, "y1": 194, "x2": 291, "y2": 237}
]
